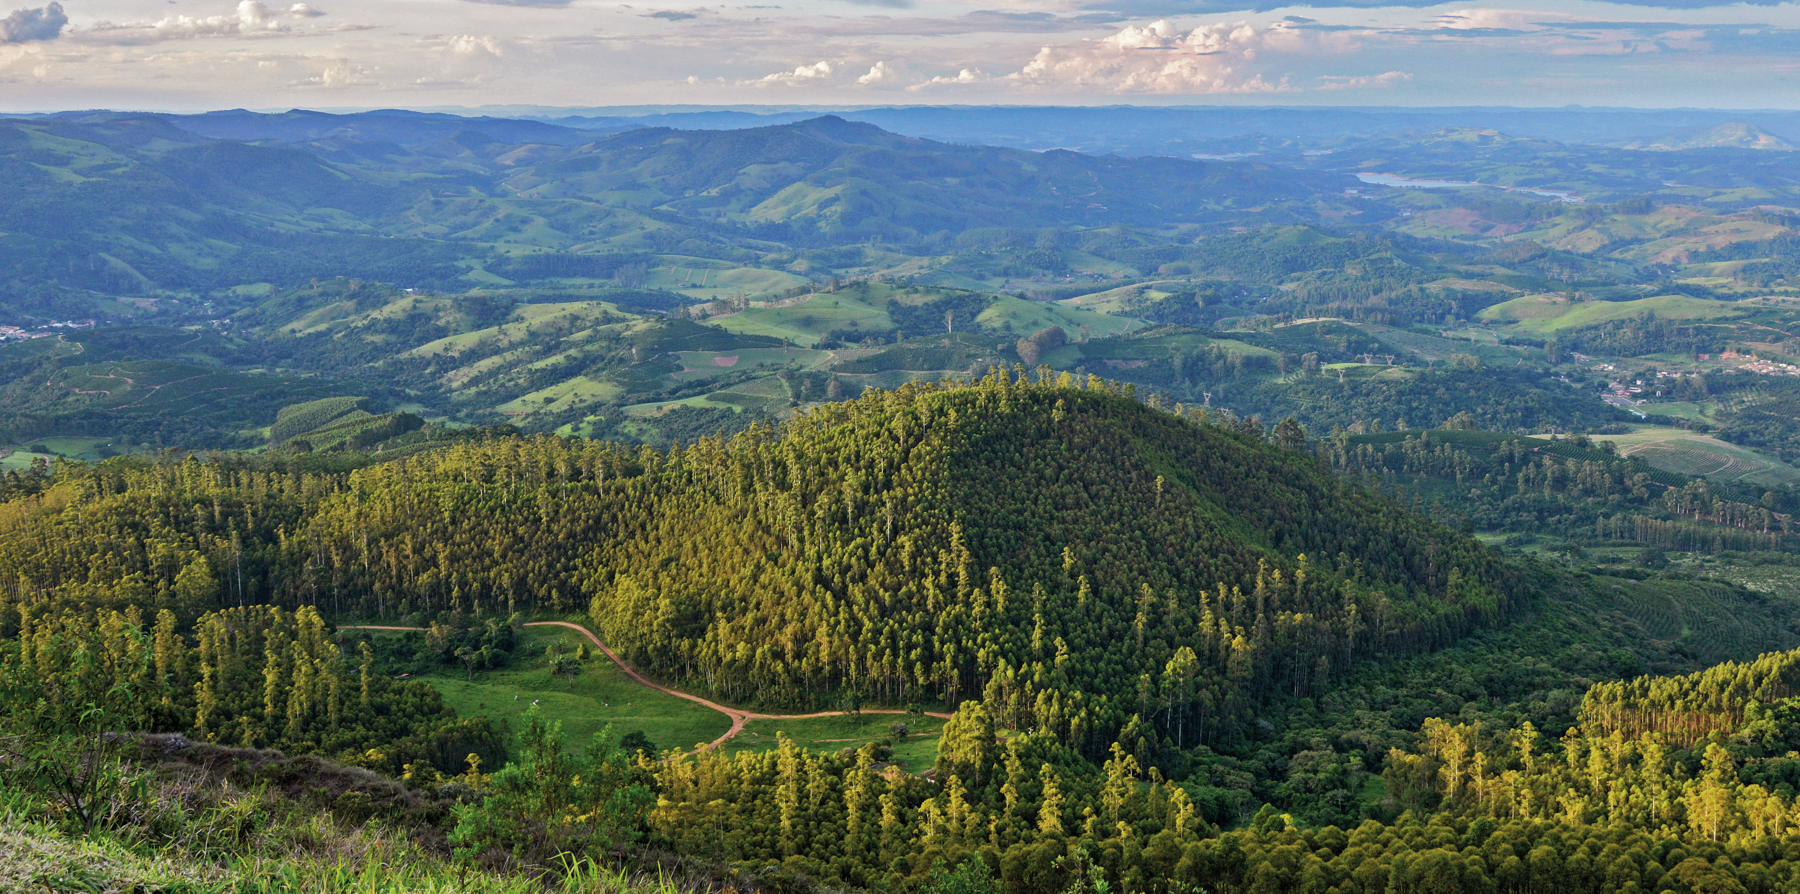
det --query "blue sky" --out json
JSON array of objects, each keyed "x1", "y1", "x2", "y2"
[{"x1": 1, "y1": 0, "x2": 1798, "y2": 110}]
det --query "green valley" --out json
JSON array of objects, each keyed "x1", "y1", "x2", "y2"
[{"x1": 9, "y1": 104, "x2": 1800, "y2": 894}]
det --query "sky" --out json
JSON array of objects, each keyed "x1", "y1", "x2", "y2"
[{"x1": 2, "y1": 0, "x2": 1799, "y2": 110}]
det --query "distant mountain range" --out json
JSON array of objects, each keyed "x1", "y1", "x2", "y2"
[
  {"x1": 0, "y1": 112, "x2": 1350, "y2": 301},
  {"x1": 1629, "y1": 122, "x2": 1796, "y2": 152},
  {"x1": 14, "y1": 105, "x2": 1800, "y2": 158},
  {"x1": 465, "y1": 105, "x2": 1800, "y2": 157}
]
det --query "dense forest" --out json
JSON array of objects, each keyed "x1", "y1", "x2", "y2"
[
  {"x1": 1317, "y1": 429, "x2": 1794, "y2": 553},
  {"x1": 7, "y1": 374, "x2": 1800, "y2": 892},
  {"x1": 0, "y1": 374, "x2": 1514, "y2": 752}
]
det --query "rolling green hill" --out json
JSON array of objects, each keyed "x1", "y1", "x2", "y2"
[{"x1": 0, "y1": 377, "x2": 1514, "y2": 734}]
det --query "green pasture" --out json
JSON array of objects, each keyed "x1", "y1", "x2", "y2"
[
  {"x1": 416, "y1": 627, "x2": 731, "y2": 756},
  {"x1": 721, "y1": 712, "x2": 948, "y2": 771},
  {"x1": 496, "y1": 376, "x2": 623, "y2": 414},
  {"x1": 744, "y1": 182, "x2": 844, "y2": 224},
  {"x1": 1090, "y1": 332, "x2": 1275, "y2": 361},
  {"x1": 404, "y1": 303, "x2": 622, "y2": 359},
  {"x1": 0, "y1": 450, "x2": 41, "y2": 470},
  {"x1": 624, "y1": 393, "x2": 756, "y2": 416},
  {"x1": 1055, "y1": 283, "x2": 1160, "y2": 314},
  {"x1": 670, "y1": 347, "x2": 824, "y2": 381},
  {"x1": 1064, "y1": 250, "x2": 1142, "y2": 277},
  {"x1": 714, "y1": 293, "x2": 894, "y2": 346},
  {"x1": 1638, "y1": 400, "x2": 1716, "y2": 422},
  {"x1": 649, "y1": 264, "x2": 809, "y2": 299},
  {"x1": 1354, "y1": 322, "x2": 1525, "y2": 366},
  {"x1": 1323, "y1": 362, "x2": 1416, "y2": 382},
  {"x1": 978, "y1": 295, "x2": 1137, "y2": 339},
  {"x1": 17, "y1": 437, "x2": 124, "y2": 460},
  {"x1": 1478, "y1": 294, "x2": 1747, "y2": 333},
  {"x1": 835, "y1": 369, "x2": 966, "y2": 390}
]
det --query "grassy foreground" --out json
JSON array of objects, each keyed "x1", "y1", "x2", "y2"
[
  {"x1": 0, "y1": 812, "x2": 682, "y2": 894},
  {"x1": 0, "y1": 747, "x2": 702, "y2": 894}
]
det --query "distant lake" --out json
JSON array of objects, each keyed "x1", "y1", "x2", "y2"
[{"x1": 1355, "y1": 172, "x2": 1582, "y2": 203}]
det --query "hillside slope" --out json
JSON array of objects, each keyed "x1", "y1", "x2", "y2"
[
  {"x1": 514, "y1": 116, "x2": 1341, "y2": 238},
  {"x1": 0, "y1": 374, "x2": 1513, "y2": 747}
]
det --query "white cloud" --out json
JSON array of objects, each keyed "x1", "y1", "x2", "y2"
[
  {"x1": 1427, "y1": 8, "x2": 1569, "y2": 32},
  {"x1": 1008, "y1": 19, "x2": 1296, "y2": 94},
  {"x1": 294, "y1": 59, "x2": 372, "y2": 86},
  {"x1": 10, "y1": 0, "x2": 1800, "y2": 109},
  {"x1": 855, "y1": 59, "x2": 892, "y2": 84},
  {"x1": 740, "y1": 59, "x2": 832, "y2": 85},
  {"x1": 1101, "y1": 19, "x2": 1181, "y2": 50},
  {"x1": 448, "y1": 34, "x2": 503, "y2": 57},
  {"x1": 907, "y1": 67, "x2": 983, "y2": 90},
  {"x1": 1315, "y1": 69, "x2": 1410, "y2": 90},
  {"x1": 81, "y1": 0, "x2": 337, "y2": 44}
]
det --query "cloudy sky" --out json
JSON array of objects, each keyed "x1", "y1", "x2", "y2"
[{"x1": 1, "y1": 0, "x2": 1798, "y2": 110}]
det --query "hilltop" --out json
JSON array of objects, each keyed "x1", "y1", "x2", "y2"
[
  {"x1": 0, "y1": 376, "x2": 1509, "y2": 730},
  {"x1": 1632, "y1": 122, "x2": 1797, "y2": 152}
]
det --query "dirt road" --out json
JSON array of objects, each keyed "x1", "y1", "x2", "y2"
[{"x1": 342, "y1": 620, "x2": 950, "y2": 751}]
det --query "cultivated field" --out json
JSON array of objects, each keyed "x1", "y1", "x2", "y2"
[{"x1": 1606, "y1": 426, "x2": 1800, "y2": 487}]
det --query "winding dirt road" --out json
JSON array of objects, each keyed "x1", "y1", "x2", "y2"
[{"x1": 343, "y1": 620, "x2": 950, "y2": 751}]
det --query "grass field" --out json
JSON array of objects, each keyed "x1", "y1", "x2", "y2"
[
  {"x1": 1322, "y1": 362, "x2": 1417, "y2": 382},
  {"x1": 670, "y1": 347, "x2": 824, "y2": 382},
  {"x1": 647, "y1": 263, "x2": 810, "y2": 300},
  {"x1": 713, "y1": 293, "x2": 894, "y2": 347},
  {"x1": 623, "y1": 393, "x2": 759, "y2": 416},
  {"x1": 495, "y1": 376, "x2": 623, "y2": 414},
  {"x1": 7, "y1": 436, "x2": 126, "y2": 461},
  {"x1": 1478, "y1": 294, "x2": 1748, "y2": 333},
  {"x1": 1604, "y1": 425, "x2": 1800, "y2": 487},
  {"x1": 0, "y1": 449, "x2": 42, "y2": 470},
  {"x1": 416, "y1": 627, "x2": 731, "y2": 755},
  {"x1": 979, "y1": 295, "x2": 1137, "y2": 339},
  {"x1": 1639, "y1": 400, "x2": 1718, "y2": 422},
  {"x1": 721, "y1": 713, "x2": 947, "y2": 771},
  {"x1": 1354, "y1": 322, "x2": 1526, "y2": 366},
  {"x1": 403, "y1": 303, "x2": 627, "y2": 359}
]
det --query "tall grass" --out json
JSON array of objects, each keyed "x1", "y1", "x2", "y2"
[{"x1": 229, "y1": 852, "x2": 693, "y2": 894}]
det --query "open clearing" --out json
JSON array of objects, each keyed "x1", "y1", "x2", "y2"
[
  {"x1": 647, "y1": 263, "x2": 810, "y2": 300},
  {"x1": 0, "y1": 450, "x2": 41, "y2": 471},
  {"x1": 1478, "y1": 294, "x2": 1747, "y2": 333},
  {"x1": 721, "y1": 713, "x2": 947, "y2": 772},
  {"x1": 979, "y1": 295, "x2": 1137, "y2": 338},
  {"x1": 416, "y1": 627, "x2": 731, "y2": 755},
  {"x1": 713, "y1": 293, "x2": 894, "y2": 347},
  {"x1": 670, "y1": 348, "x2": 823, "y2": 381}
]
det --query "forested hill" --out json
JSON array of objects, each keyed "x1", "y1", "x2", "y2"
[
  {"x1": 0, "y1": 372, "x2": 1515, "y2": 749},
  {"x1": 0, "y1": 113, "x2": 1345, "y2": 301},
  {"x1": 519, "y1": 115, "x2": 1337, "y2": 237}
]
